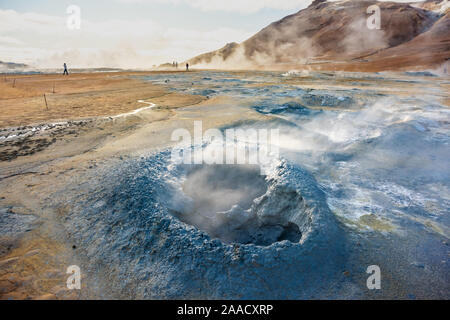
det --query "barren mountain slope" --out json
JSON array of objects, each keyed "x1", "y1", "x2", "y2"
[{"x1": 188, "y1": 0, "x2": 449, "y2": 71}]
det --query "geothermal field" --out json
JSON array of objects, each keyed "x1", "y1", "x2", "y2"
[
  {"x1": 0, "y1": 0, "x2": 449, "y2": 302},
  {"x1": 0, "y1": 70, "x2": 448, "y2": 299}
]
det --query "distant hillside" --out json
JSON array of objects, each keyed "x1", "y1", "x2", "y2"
[
  {"x1": 0, "y1": 61, "x2": 29, "y2": 70},
  {"x1": 188, "y1": 0, "x2": 450, "y2": 72}
]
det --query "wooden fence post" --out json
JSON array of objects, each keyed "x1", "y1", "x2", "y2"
[{"x1": 44, "y1": 94, "x2": 49, "y2": 110}]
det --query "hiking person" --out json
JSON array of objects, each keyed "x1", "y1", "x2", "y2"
[{"x1": 63, "y1": 63, "x2": 69, "y2": 75}]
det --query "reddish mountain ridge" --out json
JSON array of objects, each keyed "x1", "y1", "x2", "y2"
[{"x1": 188, "y1": 0, "x2": 450, "y2": 72}]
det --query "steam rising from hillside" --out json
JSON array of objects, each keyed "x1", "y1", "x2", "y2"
[{"x1": 188, "y1": 0, "x2": 449, "y2": 71}]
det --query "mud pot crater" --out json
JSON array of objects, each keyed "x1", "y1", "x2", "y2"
[{"x1": 169, "y1": 164, "x2": 307, "y2": 246}]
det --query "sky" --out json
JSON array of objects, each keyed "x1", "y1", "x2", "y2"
[{"x1": 0, "y1": 0, "x2": 424, "y2": 69}]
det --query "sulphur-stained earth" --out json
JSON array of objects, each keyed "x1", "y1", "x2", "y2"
[{"x1": 0, "y1": 70, "x2": 449, "y2": 299}]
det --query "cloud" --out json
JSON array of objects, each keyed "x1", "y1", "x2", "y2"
[
  {"x1": 0, "y1": 36, "x2": 24, "y2": 46},
  {"x1": 117, "y1": 0, "x2": 425, "y2": 14},
  {"x1": 116, "y1": 0, "x2": 311, "y2": 13},
  {"x1": 0, "y1": 9, "x2": 252, "y2": 68}
]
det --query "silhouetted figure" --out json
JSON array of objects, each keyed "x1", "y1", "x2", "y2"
[
  {"x1": 186, "y1": 63, "x2": 189, "y2": 71},
  {"x1": 63, "y1": 63, "x2": 69, "y2": 75}
]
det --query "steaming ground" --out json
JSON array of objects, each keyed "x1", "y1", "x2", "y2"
[
  {"x1": 1, "y1": 70, "x2": 448, "y2": 299},
  {"x1": 143, "y1": 70, "x2": 449, "y2": 233},
  {"x1": 139, "y1": 70, "x2": 449, "y2": 298}
]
